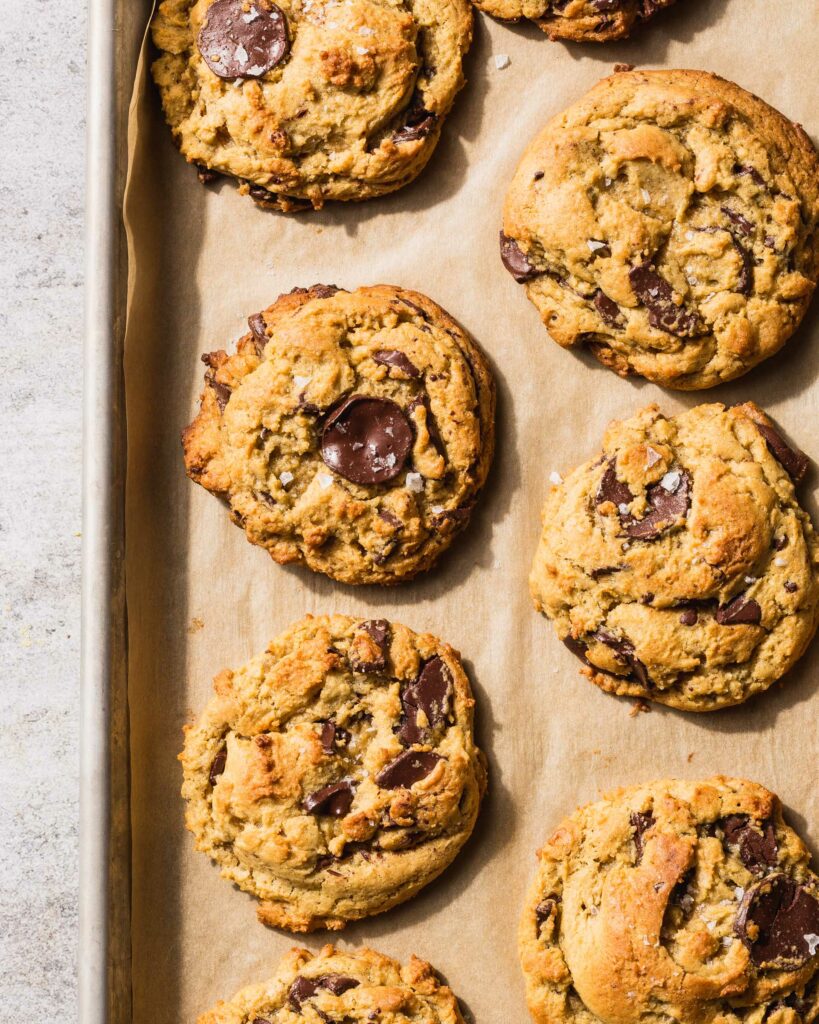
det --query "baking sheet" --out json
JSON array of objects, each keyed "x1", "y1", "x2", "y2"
[{"x1": 122, "y1": 2, "x2": 819, "y2": 1021}]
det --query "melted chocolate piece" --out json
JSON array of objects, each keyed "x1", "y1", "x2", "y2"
[
  {"x1": 735, "y1": 164, "x2": 766, "y2": 187},
  {"x1": 321, "y1": 395, "x2": 413, "y2": 485},
  {"x1": 721, "y1": 205, "x2": 754, "y2": 238},
  {"x1": 722, "y1": 815, "x2": 778, "y2": 871},
  {"x1": 209, "y1": 748, "x2": 227, "y2": 786},
  {"x1": 196, "y1": 164, "x2": 222, "y2": 185},
  {"x1": 679, "y1": 607, "x2": 698, "y2": 626},
  {"x1": 248, "y1": 311, "x2": 268, "y2": 354},
  {"x1": 288, "y1": 975, "x2": 360, "y2": 1010},
  {"x1": 398, "y1": 657, "x2": 452, "y2": 746},
  {"x1": 629, "y1": 262, "x2": 704, "y2": 337},
  {"x1": 319, "y1": 721, "x2": 337, "y2": 755},
  {"x1": 785, "y1": 580, "x2": 798, "y2": 593},
  {"x1": 350, "y1": 619, "x2": 391, "y2": 673},
  {"x1": 625, "y1": 470, "x2": 691, "y2": 540},
  {"x1": 594, "y1": 289, "x2": 625, "y2": 328},
  {"x1": 593, "y1": 630, "x2": 652, "y2": 688},
  {"x1": 754, "y1": 421, "x2": 809, "y2": 483},
  {"x1": 715, "y1": 593, "x2": 762, "y2": 626},
  {"x1": 535, "y1": 896, "x2": 560, "y2": 931},
  {"x1": 310, "y1": 284, "x2": 340, "y2": 299},
  {"x1": 303, "y1": 781, "x2": 355, "y2": 817},
  {"x1": 373, "y1": 349, "x2": 421, "y2": 379},
  {"x1": 393, "y1": 98, "x2": 437, "y2": 143},
  {"x1": 562, "y1": 635, "x2": 589, "y2": 664},
  {"x1": 375, "y1": 750, "x2": 442, "y2": 789},
  {"x1": 735, "y1": 874, "x2": 819, "y2": 968},
  {"x1": 499, "y1": 232, "x2": 539, "y2": 282},
  {"x1": 630, "y1": 811, "x2": 655, "y2": 861},
  {"x1": 197, "y1": 0, "x2": 289, "y2": 79},
  {"x1": 731, "y1": 235, "x2": 755, "y2": 295},
  {"x1": 596, "y1": 460, "x2": 634, "y2": 509}
]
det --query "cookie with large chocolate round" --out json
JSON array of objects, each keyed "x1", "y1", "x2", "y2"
[
  {"x1": 501, "y1": 70, "x2": 819, "y2": 389},
  {"x1": 198, "y1": 944, "x2": 469, "y2": 1023},
  {"x1": 529, "y1": 402, "x2": 819, "y2": 711},
  {"x1": 182, "y1": 284, "x2": 495, "y2": 585},
  {"x1": 151, "y1": 0, "x2": 472, "y2": 211},
  {"x1": 474, "y1": 0, "x2": 677, "y2": 41},
  {"x1": 181, "y1": 614, "x2": 486, "y2": 931},
  {"x1": 520, "y1": 776, "x2": 819, "y2": 1024}
]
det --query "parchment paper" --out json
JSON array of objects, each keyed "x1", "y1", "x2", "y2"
[{"x1": 122, "y1": 2, "x2": 819, "y2": 1021}]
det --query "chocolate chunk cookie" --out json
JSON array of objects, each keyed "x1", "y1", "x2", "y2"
[
  {"x1": 181, "y1": 614, "x2": 486, "y2": 931},
  {"x1": 182, "y1": 285, "x2": 495, "y2": 585},
  {"x1": 198, "y1": 944, "x2": 468, "y2": 1023},
  {"x1": 502, "y1": 70, "x2": 819, "y2": 389},
  {"x1": 529, "y1": 402, "x2": 819, "y2": 711},
  {"x1": 151, "y1": 0, "x2": 472, "y2": 211},
  {"x1": 520, "y1": 777, "x2": 819, "y2": 1024},
  {"x1": 474, "y1": 0, "x2": 676, "y2": 41}
]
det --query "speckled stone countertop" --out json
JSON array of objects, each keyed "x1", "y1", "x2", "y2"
[{"x1": 0, "y1": 2, "x2": 85, "y2": 1018}]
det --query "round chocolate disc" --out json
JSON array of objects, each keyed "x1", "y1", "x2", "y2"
[
  {"x1": 197, "y1": 0, "x2": 289, "y2": 80},
  {"x1": 320, "y1": 395, "x2": 413, "y2": 485}
]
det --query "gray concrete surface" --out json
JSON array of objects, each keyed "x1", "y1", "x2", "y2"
[{"x1": 0, "y1": 2, "x2": 86, "y2": 1018}]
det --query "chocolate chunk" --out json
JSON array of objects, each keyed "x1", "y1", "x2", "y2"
[
  {"x1": 303, "y1": 780, "x2": 355, "y2": 817},
  {"x1": 735, "y1": 164, "x2": 766, "y2": 187},
  {"x1": 378, "y1": 507, "x2": 402, "y2": 529},
  {"x1": 535, "y1": 896, "x2": 560, "y2": 931},
  {"x1": 375, "y1": 750, "x2": 442, "y2": 789},
  {"x1": 721, "y1": 205, "x2": 754, "y2": 238},
  {"x1": 373, "y1": 349, "x2": 421, "y2": 379},
  {"x1": 350, "y1": 619, "x2": 391, "y2": 673},
  {"x1": 398, "y1": 657, "x2": 452, "y2": 746},
  {"x1": 731, "y1": 235, "x2": 755, "y2": 295},
  {"x1": 715, "y1": 593, "x2": 762, "y2": 626},
  {"x1": 288, "y1": 975, "x2": 360, "y2": 1011},
  {"x1": 591, "y1": 0, "x2": 621, "y2": 10},
  {"x1": 625, "y1": 469, "x2": 692, "y2": 541},
  {"x1": 735, "y1": 874, "x2": 819, "y2": 968},
  {"x1": 773, "y1": 535, "x2": 789, "y2": 551},
  {"x1": 679, "y1": 607, "x2": 698, "y2": 626},
  {"x1": 197, "y1": 0, "x2": 289, "y2": 79},
  {"x1": 252, "y1": 1018, "x2": 272, "y2": 1024},
  {"x1": 629, "y1": 262, "x2": 704, "y2": 337},
  {"x1": 593, "y1": 630, "x2": 652, "y2": 688},
  {"x1": 318, "y1": 721, "x2": 349, "y2": 754},
  {"x1": 785, "y1": 580, "x2": 798, "y2": 593},
  {"x1": 722, "y1": 815, "x2": 778, "y2": 871},
  {"x1": 562, "y1": 635, "x2": 589, "y2": 663},
  {"x1": 594, "y1": 289, "x2": 625, "y2": 328},
  {"x1": 310, "y1": 284, "x2": 339, "y2": 299},
  {"x1": 321, "y1": 395, "x2": 413, "y2": 485},
  {"x1": 196, "y1": 164, "x2": 222, "y2": 185},
  {"x1": 248, "y1": 311, "x2": 268, "y2": 354},
  {"x1": 596, "y1": 460, "x2": 634, "y2": 509},
  {"x1": 212, "y1": 381, "x2": 232, "y2": 412},
  {"x1": 754, "y1": 421, "x2": 809, "y2": 483},
  {"x1": 393, "y1": 98, "x2": 437, "y2": 142},
  {"x1": 209, "y1": 748, "x2": 227, "y2": 786},
  {"x1": 630, "y1": 811, "x2": 655, "y2": 861},
  {"x1": 499, "y1": 232, "x2": 539, "y2": 282},
  {"x1": 590, "y1": 565, "x2": 625, "y2": 580}
]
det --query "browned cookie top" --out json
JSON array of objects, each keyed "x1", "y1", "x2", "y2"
[
  {"x1": 182, "y1": 284, "x2": 495, "y2": 586},
  {"x1": 181, "y1": 614, "x2": 486, "y2": 931},
  {"x1": 520, "y1": 777, "x2": 819, "y2": 1024},
  {"x1": 473, "y1": 0, "x2": 677, "y2": 41},
  {"x1": 151, "y1": 0, "x2": 472, "y2": 210},
  {"x1": 529, "y1": 402, "x2": 819, "y2": 711},
  {"x1": 502, "y1": 71, "x2": 819, "y2": 389}
]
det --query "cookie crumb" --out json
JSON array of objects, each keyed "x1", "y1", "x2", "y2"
[
  {"x1": 188, "y1": 616, "x2": 205, "y2": 634},
  {"x1": 630, "y1": 699, "x2": 651, "y2": 717},
  {"x1": 687, "y1": 752, "x2": 695, "y2": 763},
  {"x1": 614, "y1": 63, "x2": 635, "y2": 73}
]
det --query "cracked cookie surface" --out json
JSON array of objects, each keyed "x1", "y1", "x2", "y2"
[
  {"x1": 151, "y1": 0, "x2": 472, "y2": 210},
  {"x1": 529, "y1": 402, "x2": 819, "y2": 711},
  {"x1": 473, "y1": 0, "x2": 676, "y2": 41},
  {"x1": 198, "y1": 944, "x2": 468, "y2": 1023},
  {"x1": 520, "y1": 777, "x2": 819, "y2": 1024},
  {"x1": 181, "y1": 614, "x2": 486, "y2": 931},
  {"x1": 182, "y1": 284, "x2": 495, "y2": 585},
  {"x1": 501, "y1": 70, "x2": 819, "y2": 389}
]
